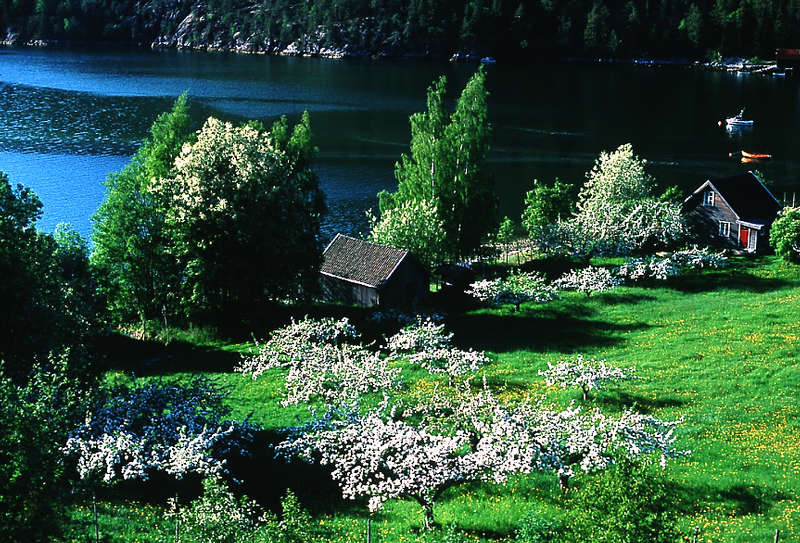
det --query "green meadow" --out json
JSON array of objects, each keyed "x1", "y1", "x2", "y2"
[{"x1": 82, "y1": 255, "x2": 800, "y2": 542}]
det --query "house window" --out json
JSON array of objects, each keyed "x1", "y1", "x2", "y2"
[
  {"x1": 718, "y1": 221, "x2": 731, "y2": 237},
  {"x1": 704, "y1": 191, "x2": 715, "y2": 206}
]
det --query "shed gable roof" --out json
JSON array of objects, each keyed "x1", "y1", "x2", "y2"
[
  {"x1": 685, "y1": 171, "x2": 781, "y2": 225},
  {"x1": 321, "y1": 234, "x2": 410, "y2": 288}
]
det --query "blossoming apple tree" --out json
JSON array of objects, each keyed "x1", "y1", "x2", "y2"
[{"x1": 539, "y1": 355, "x2": 638, "y2": 401}]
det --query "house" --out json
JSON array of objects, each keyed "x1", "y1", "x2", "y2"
[
  {"x1": 319, "y1": 234, "x2": 429, "y2": 307},
  {"x1": 682, "y1": 171, "x2": 782, "y2": 253}
]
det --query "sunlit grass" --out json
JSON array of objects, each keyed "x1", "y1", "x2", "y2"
[{"x1": 82, "y1": 255, "x2": 800, "y2": 542}]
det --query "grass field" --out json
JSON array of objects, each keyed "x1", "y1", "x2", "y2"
[{"x1": 81, "y1": 255, "x2": 800, "y2": 542}]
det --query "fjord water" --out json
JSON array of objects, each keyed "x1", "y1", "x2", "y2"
[{"x1": 1, "y1": 46, "x2": 798, "y2": 241}]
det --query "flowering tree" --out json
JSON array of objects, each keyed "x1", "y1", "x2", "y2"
[
  {"x1": 238, "y1": 317, "x2": 360, "y2": 379},
  {"x1": 385, "y1": 318, "x2": 489, "y2": 381},
  {"x1": 539, "y1": 404, "x2": 688, "y2": 490},
  {"x1": 467, "y1": 270, "x2": 559, "y2": 311},
  {"x1": 554, "y1": 266, "x2": 622, "y2": 297},
  {"x1": 238, "y1": 317, "x2": 401, "y2": 406},
  {"x1": 62, "y1": 378, "x2": 255, "y2": 485},
  {"x1": 406, "y1": 348, "x2": 490, "y2": 382},
  {"x1": 572, "y1": 144, "x2": 686, "y2": 253},
  {"x1": 277, "y1": 387, "x2": 546, "y2": 530},
  {"x1": 276, "y1": 384, "x2": 687, "y2": 527},
  {"x1": 539, "y1": 355, "x2": 638, "y2": 401},
  {"x1": 670, "y1": 246, "x2": 728, "y2": 269},
  {"x1": 770, "y1": 207, "x2": 800, "y2": 263},
  {"x1": 150, "y1": 114, "x2": 326, "y2": 316},
  {"x1": 385, "y1": 318, "x2": 453, "y2": 353},
  {"x1": 616, "y1": 247, "x2": 727, "y2": 283},
  {"x1": 368, "y1": 198, "x2": 448, "y2": 268}
]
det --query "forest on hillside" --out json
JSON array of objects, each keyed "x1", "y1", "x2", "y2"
[{"x1": 2, "y1": 0, "x2": 799, "y2": 59}]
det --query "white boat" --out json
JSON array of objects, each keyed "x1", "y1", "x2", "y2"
[{"x1": 726, "y1": 109, "x2": 754, "y2": 126}]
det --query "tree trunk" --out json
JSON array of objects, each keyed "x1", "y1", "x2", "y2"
[
  {"x1": 559, "y1": 473, "x2": 570, "y2": 492},
  {"x1": 420, "y1": 500, "x2": 435, "y2": 530},
  {"x1": 92, "y1": 491, "x2": 99, "y2": 543}
]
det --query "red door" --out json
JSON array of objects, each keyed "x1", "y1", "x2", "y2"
[{"x1": 739, "y1": 226, "x2": 749, "y2": 247}]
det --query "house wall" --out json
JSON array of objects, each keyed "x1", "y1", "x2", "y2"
[
  {"x1": 685, "y1": 190, "x2": 740, "y2": 248},
  {"x1": 320, "y1": 275, "x2": 380, "y2": 307},
  {"x1": 378, "y1": 260, "x2": 429, "y2": 307}
]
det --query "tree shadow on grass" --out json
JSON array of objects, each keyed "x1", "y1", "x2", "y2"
[
  {"x1": 667, "y1": 270, "x2": 792, "y2": 294},
  {"x1": 671, "y1": 481, "x2": 790, "y2": 517},
  {"x1": 591, "y1": 291, "x2": 657, "y2": 305},
  {"x1": 448, "y1": 308, "x2": 650, "y2": 354},
  {"x1": 592, "y1": 390, "x2": 687, "y2": 414},
  {"x1": 98, "y1": 332, "x2": 243, "y2": 376}
]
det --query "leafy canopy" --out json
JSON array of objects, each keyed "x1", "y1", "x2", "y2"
[
  {"x1": 0, "y1": 172, "x2": 98, "y2": 380},
  {"x1": 379, "y1": 67, "x2": 496, "y2": 261},
  {"x1": 91, "y1": 94, "x2": 192, "y2": 327},
  {"x1": 152, "y1": 113, "x2": 325, "y2": 317},
  {"x1": 770, "y1": 206, "x2": 800, "y2": 263}
]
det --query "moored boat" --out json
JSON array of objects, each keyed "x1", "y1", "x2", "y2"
[
  {"x1": 741, "y1": 150, "x2": 772, "y2": 159},
  {"x1": 725, "y1": 108, "x2": 754, "y2": 126}
]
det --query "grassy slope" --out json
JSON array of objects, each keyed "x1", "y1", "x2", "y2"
[{"x1": 88, "y1": 256, "x2": 800, "y2": 542}]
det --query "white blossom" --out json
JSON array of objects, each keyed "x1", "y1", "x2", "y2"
[
  {"x1": 616, "y1": 246, "x2": 727, "y2": 282},
  {"x1": 554, "y1": 266, "x2": 622, "y2": 297},
  {"x1": 467, "y1": 270, "x2": 559, "y2": 310},
  {"x1": 238, "y1": 317, "x2": 401, "y2": 406},
  {"x1": 62, "y1": 379, "x2": 254, "y2": 484},
  {"x1": 539, "y1": 355, "x2": 639, "y2": 401}
]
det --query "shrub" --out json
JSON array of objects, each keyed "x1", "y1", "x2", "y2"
[
  {"x1": 566, "y1": 457, "x2": 680, "y2": 543},
  {"x1": 770, "y1": 207, "x2": 800, "y2": 263},
  {"x1": 515, "y1": 511, "x2": 560, "y2": 543},
  {"x1": 171, "y1": 477, "x2": 263, "y2": 543}
]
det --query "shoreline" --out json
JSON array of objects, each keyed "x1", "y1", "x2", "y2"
[{"x1": 0, "y1": 39, "x2": 788, "y2": 75}]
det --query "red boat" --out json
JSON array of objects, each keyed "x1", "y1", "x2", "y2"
[{"x1": 741, "y1": 150, "x2": 772, "y2": 160}]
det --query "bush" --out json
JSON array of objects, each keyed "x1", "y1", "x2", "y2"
[
  {"x1": 0, "y1": 358, "x2": 88, "y2": 543},
  {"x1": 566, "y1": 457, "x2": 679, "y2": 543},
  {"x1": 172, "y1": 477, "x2": 263, "y2": 543},
  {"x1": 515, "y1": 511, "x2": 560, "y2": 542},
  {"x1": 770, "y1": 207, "x2": 800, "y2": 264}
]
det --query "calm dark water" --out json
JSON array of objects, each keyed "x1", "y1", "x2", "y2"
[{"x1": 1, "y1": 46, "x2": 798, "y2": 241}]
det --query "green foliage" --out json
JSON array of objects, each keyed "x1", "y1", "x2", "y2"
[
  {"x1": 0, "y1": 172, "x2": 98, "y2": 380},
  {"x1": 153, "y1": 114, "x2": 325, "y2": 318},
  {"x1": 0, "y1": 357, "x2": 88, "y2": 542},
  {"x1": 566, "y1": 457, "x2": 679, "y2": 543},
  {"x1": 173, "y1": 477, "x2": 263, "y2": 543},
  {"x1": 369, "y1": 198, "x2": 447, "y2": 269},
  {"x1": 381, "y1": 68, "x2": 496, "y2": 261},
  {"x1": 574, "y1": 144, "x2": 685, "y2": 252},
  {"x1": 515, "y1": 511, "x2": 560, "y2": 543},
  {"x1": 521, "y1": 178, "x2": 574, "y2": 236},
  {"x1": 268, "y1": 489, "x2": 315, "y2": 543},
  {"x1": 657, "y1": 185, "x2": 683, "y2": 203},
  {"x1": 173, "y1": 481, "x2": 315, "y2": 543},
  {"x1": 769, "y1": 207, "x2": 800, "y2": 263},
  {"x1": 497, "y1": 216, "x2": 516, "y2": 263},
  {"x1": 91, "y1": 94, "x2": 191, "y2": 328},
  {"x1": 6, "y1": 0, "x2": 798, "y2": 58},
  {"x1": 577, "y1": 143, "x2": 655, "y2": 215}
]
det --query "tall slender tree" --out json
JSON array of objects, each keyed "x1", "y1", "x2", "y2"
[
  {"x1": 379, "y1": 67, "x2": 496, "y2": 261},
  {"x1": 91, "y1": 94, "x2": 192, "y2": 330}
]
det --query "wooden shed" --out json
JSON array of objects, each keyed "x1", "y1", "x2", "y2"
[
  {"x1": 682, "y1": 171, "x2": 782, "y2": 253},
  {"x1": 319, "y1": 234, "x2": 429, "y2": 307}
]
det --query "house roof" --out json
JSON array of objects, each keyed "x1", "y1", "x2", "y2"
[
  {"x1": 684, "y1": 171, "x2": 781, "y2": 224},
  {"x1": 320, "y1": 234, "x2": 411, "y2": 289}
]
